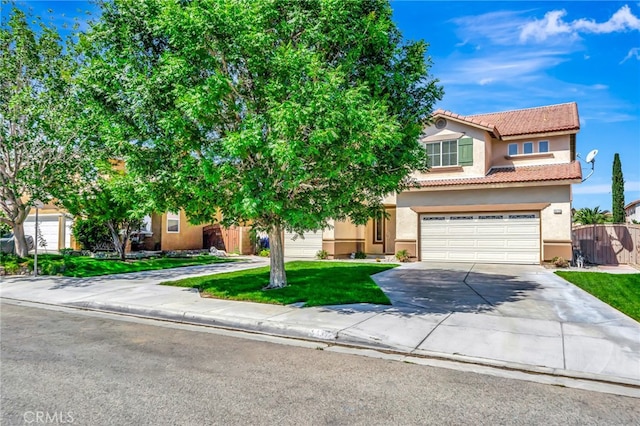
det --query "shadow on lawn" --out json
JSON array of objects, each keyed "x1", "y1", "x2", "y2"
[{"x1": 317, "y1": 267, "x2": 543, "y2": 317}]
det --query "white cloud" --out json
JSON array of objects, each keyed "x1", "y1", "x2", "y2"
[
  {"x1": 452, "y1": 11, "x2": 529, "y2": 46},
  {"x1": 573, "y1": 180, "x2": 640, "y2": 195},
  {"x1": 573, "y1": 5, "x2": 640, "y2": 33},
  {"x1": 520, "y1": 5, "x2": 640, "y2": 42},
  {"x1": 438, "y1": 51, "x2": 569, "y2": 87},
  {"x1": 620, "y1": 47, "x2": 640, "y2": 63},
  {"x1": 520, "y1": 10, "x2": 574, "y2": 42},
  {"x1": 573, "y1": 184, "x2": 611, "y2": 195}
]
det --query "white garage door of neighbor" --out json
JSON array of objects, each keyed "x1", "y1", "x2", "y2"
[
  {"x1": 420, "y1": 212, "x2": 540, "y2": 264},
  {"x1": 283, "y1": 231, "x2": 323, "y2": 258},
  {"x1": 23, "y1": 215, "x2": 63, "y2": 251}
]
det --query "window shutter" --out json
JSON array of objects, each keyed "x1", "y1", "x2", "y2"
[{"x1": 458, "y1": 137, "x2": 473, "y2": 166}]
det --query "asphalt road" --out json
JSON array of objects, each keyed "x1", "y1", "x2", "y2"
[{"x1": 1, "y1": 302, "x2": 639, "y2": 426}]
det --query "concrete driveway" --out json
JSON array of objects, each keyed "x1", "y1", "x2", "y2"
[{"x1": 362, "y1": 262, "x2": 640, "y2": 383}]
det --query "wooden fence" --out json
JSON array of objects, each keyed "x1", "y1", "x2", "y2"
[
  {"x1": 572, "y1": 224, "x2": 640, "y2": 265},
  {"x1": 203, "y1": 224, "x2": 241, "y2": 253}
]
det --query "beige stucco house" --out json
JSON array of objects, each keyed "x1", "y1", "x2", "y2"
[
  {"x1": 284, "y1": 102, "x2": 583, "y2": 264},
  {"x1": 22, "y1": 207, "x2": 252, "y2": 254}
]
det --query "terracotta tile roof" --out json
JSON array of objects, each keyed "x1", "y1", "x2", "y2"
[
  {"x1": 433, "y1": 102, "x2": 580, "y2": 138},
  {"x1": 418, "y1": 162, "x2": 582, "y2": 188},
  {"x1": 432, "y1": 109, "x2": 497, "y2": 132}
]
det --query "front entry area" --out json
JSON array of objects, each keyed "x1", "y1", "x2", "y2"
[{"x1": 420, "y1": 212, "x2": 540, "y2": 264}]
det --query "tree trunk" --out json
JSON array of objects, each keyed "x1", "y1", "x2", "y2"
[
  {"x1": 106, "y1": 222, "x2": 125, "y2": 261},
  {"x1": 12, "y1": 223, "x2": 29, "y2": 258},
  {"x1": 265, "y1": 224, "x2": 287, "y2": 289}
]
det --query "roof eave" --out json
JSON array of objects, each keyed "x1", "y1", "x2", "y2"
[
  {"x1": 432, "y1": 111, "x2": 499, "y2": 135},
  {"x1": 413, "y1": 178, "x2": 582, "y2": 191}
]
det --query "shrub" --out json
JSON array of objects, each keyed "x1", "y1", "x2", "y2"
[
  {"x1": 0, "y1": 222, "x2": 11, "y2": 236},
  {"x1": 552, "y1": 256, "x2": 570, "y2": 268},
  {"x1": 395, "y1": 249, "x2": 410, "y2": 262},
  {"x1": 259, "y1": 249, "x2": 270, "y2": 257},
  {"x1": 59, "y1": 248, "x2": 75, "y2": 257},
  {"x1": 354, "y1": 251, "x2": 367, "y2": 259},
  {"x1": 0, "y1": 253, "x2": 25, "y2": 274},
  {"x1": 72, "y1": 219, "x2": 113, "y2": 252},
  {"x1": 316, "y1": 249, "x2": 329, "y2": 260}
]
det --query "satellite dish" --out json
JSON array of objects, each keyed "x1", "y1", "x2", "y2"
[{"x1": 581, "y1": 149, "x2": 598, "y2": 182}]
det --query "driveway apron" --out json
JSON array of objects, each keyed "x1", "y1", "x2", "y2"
[{"x1": 362, "y1": 262, "x2": 640, "y2": 383}]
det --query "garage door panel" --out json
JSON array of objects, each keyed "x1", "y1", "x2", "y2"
[
  {"x1": 476, "y1": 226, "x2": 507, "y2": 234},
  {"x1": 448, "y1": 240, "x2": 475, "y2": 248},
  {"x1": 284, "y1": 231, "x2": 323, "y2": 258},
  {"x1": 477, "y1": 240, "x2": 508, "y2": 248},
  {"x1": 507, "y1": 240, "x2": 539, "y2": 249},
  {"x1": 421, "y1": 212, "x2": 540, "y2": 264},
  {"x1": 23, "y1": 216, "x2": 60, "y2": 251}
]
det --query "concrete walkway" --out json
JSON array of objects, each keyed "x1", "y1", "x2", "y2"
[{"x1": 1, "y1": 258, "x2": 639, "y2": 394}]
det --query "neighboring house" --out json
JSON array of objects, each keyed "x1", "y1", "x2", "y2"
[
  {"x1": 625, "y1": 199, "x2": 640, "y2": 223},
  {"x1": 284, "y1": 102, "x2": 583, "y2": 264},
  {"x1": 23, "y1": 203, "x2": 76, "y2": 252},
  {"x1": 23, "y1": 206, "x2": 251, "y2": 254},
  {"x1": 133, "y1": 211, "x2": 254, "y2": 254}
]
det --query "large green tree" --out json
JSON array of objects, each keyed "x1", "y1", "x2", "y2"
[
  {"x1": 612, "y1": 153, "x2": 625, "y2": 223},
  {"x1": 80, "y1": 0, "x2": 443, "y2": 287},
  {"x1": 0, "y1": 7, "x2": 90, "y2": 256},
  {"x1": 62, "y1": 165, "x2": 153, "y2": 261}
]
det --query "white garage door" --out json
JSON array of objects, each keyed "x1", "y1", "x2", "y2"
[
  {"x1": 420, "y1": 212, "x2": 540, "y2": 264},
  {"x1": 23, "y1": 215, "x2": 63, "y2": 252},
  {"x1": 284, "y1": 231, "x2": 323, "y2": 258}
]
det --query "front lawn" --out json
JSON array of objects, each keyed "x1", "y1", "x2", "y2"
[
  {"x1": 162, "y1": 261, "x2": 396, "y2": 307},
  {"x1": 0, "y1": 254, "x2": 236, "y2": 278},
  {"x1": 555, "y1": 271, "x2": 640, "y2": 321}
]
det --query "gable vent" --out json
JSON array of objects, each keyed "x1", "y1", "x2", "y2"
[{"x1": 435, "y1": 118, "x2": 447, "y2": 129}]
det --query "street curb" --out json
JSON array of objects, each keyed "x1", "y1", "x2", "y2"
[
  {"x1": 63, "y1": 299, "x2": 640, "y2": 392},
  {"x1": 68, "y1": 300, "x2": 341, "y2": 343}
]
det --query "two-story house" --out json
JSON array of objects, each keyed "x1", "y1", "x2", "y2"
[{"x1": 284, "y1": 102, "x2": 583, "y2": 264}]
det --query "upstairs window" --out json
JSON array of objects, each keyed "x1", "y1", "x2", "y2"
[
  {"x1": 167, "y1": 212, "x2": 180, "y2": 233},
  {"x1": 426, "y1": 140, "x2": 457, "y2": 167},
  {"x1": 539, "y1": 140, "x2": 549, "y2": 153},
  {"x1": 508, "y1": 143, "x2": 518, "y2": 156},
  {"x1": 523, "y1": 142, "x2": 534, "y2": 154}
]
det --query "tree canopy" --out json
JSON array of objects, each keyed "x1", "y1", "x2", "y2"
[
  {"x1": 80, "y1": 0, "x2": 443, "y2": 286},
  {"x1": 62, "y1": 163, "x2": 154, "y2": 260},
  {"x1": 0, "y1": 7, "x2": 91, "y2": 256}
]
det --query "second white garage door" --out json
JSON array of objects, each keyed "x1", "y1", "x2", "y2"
[
  {"x1": 283, "y1": 231, "x2": 323, "y2": 258},
  {"x1": 420, "y1": 212, "x2": 540, "y2": 264}
]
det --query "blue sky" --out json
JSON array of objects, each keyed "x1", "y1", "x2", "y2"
[
  {"x1": 392, "y1": 1, "x2": 640, "y2": 211},
  {"x1": 8, "y1": 1, "x2": 640, "y2": 211}
]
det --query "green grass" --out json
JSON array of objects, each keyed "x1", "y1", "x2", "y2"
[
  {"x1": 0, "y1": 253, "x2": 236, "y2": 278},
  {"x1": 162, "y1": 261, "x2": 396, "y2": 307},
  {"x1": 555, "y1": 271, "x2": 640, "y2": 321}
]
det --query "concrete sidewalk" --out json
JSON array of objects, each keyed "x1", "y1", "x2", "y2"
[{"x1": 1, "y1": 258, "x2": 639, "y2": 394}]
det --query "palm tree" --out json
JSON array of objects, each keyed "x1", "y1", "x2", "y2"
[{"x1": 573, "y1": 206, "x2": 609, "y2": 225}]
